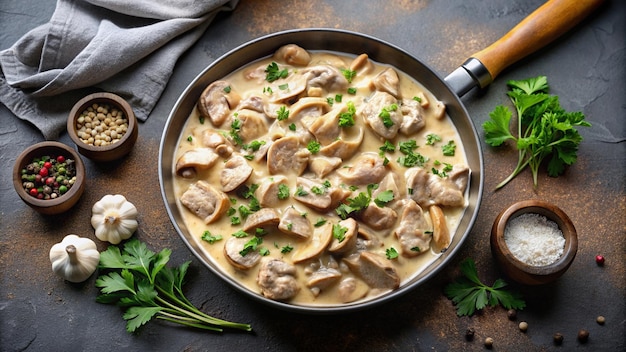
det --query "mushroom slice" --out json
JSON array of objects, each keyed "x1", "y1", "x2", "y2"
[
  {"x1": 289, "y1": 97, "x2": 330, "y2": 121},
  {"x1": 242, "y1": 208, "x2": 280, "y2": 233},
  {"x1": 319, "y1": 127, "x2": 364, "y2": 160},
  {"x1": 197, "y1": 81, "x2": 240, "y2": 127},
  {"x1": 267, "y1": 136, "x2": 310, "y2": 176},
  {"x1": 399, "y1": 98, "x2": 426, "y2": 136},
  {"x1": 180, "y1": 181, "x2": 229, "y2": 224},
  {"x1": 309, "y1": 156, "x2": 342, "y2": 179},
  {"x1": 303, "y1": 65, "x2": 349, "y2": 92},
  {"x1": 429, "y1": 205, "x2": 450, "y2": 251},
  {"x1": 394, "y1": 199, "x2": 431, "y2": 257},
  {"x1": 220, "y1": 155, "x2": 253, "y2": 192},
  {"x1": 370, "y1": 67, "x2": 400, "y2": 98},
  {"x1": 238, "y1": 95, "x2": 265, "y2": 113},
  {"x1": 360, "y1": 91, "x2": 402, "y2": 140},
  {"x1": 306, "y1": 267, "x2": 342, "y2": 295},
  {"x1": 273, "y1": 44, "x2": 312, "y2": 66},
  {"x1": 278, "y1": 207, "x2": 312, "y2": 240},
  {"x1": 224, "y1": 236, "x2": 261, "y2": 270},
  {"x1": 291, "y1": 222, "x2": 333, "y2": 263},
  {"x1": 270, "y1": 74, "x2": 308, "y2": 103},
  {"x1": 302, "y1": 108, "x2": 341, "y2": 145},
  {"x1": 175, "y1": 148, "x2": 219, "y2": 178},
  {"x1": 201, "y1": 129, "x2": 229, "y2": 148},
  {"x1": 328, "y1": 218, "x2": 358, "y2": 255},
  {"x1": 343, "y1": 251, "x2": 400, "y2": 290},
  {"x1": 338, "y1": 277, "x2": 369, "y2": 303},
  {"x1": 336, "y1": 152, "x2": 387, "y2": 186},
  {"x1": 257, "y1": 258, "x2": 300, "y2": 301},
  {"x1": 349, "y1": 53, "x2": 374, "y2": 75},
  {"x1": 255, "y1": 175, "x2": 289, "y2": 208}
]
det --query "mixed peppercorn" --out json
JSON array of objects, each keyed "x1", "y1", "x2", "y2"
[{"x1": 20, "y1": 154, "x2": 77, "y2": 200}]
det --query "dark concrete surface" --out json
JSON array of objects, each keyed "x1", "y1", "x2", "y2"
[{"x1": 1, "y1": 0, "x2": 624, "y2": 351}]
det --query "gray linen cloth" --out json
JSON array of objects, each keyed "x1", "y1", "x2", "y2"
[{"x1": 0, "y1": 0, "x2": 239, "y2": 140}]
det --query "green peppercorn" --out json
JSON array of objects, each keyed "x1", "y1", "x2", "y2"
[{"x1": 59, "y1": 185, "x2": 68, "y2": 194}]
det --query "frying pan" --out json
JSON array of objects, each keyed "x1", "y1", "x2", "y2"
[{"x1": 158, "y1": 0, "x2": 603, "y2": 313}]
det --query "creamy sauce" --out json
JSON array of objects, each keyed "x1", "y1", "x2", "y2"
[{"x1": 171, "y1": 47, "x2": 469, "y2": 306}]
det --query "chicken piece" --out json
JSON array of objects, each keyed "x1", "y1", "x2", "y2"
[
  {"x1": 303, "y1": 65, "x2": 349, "y2": 92},
  {"x1": 257, "y1": 258, "x2": 300, "y2": 300},
  {"x1": 267, "y1": 136, "x2": 310, "y2": 176},
  {"x1": 238, "y1": 96, "x2": 265, "y2": 113},
  {"x1": 399, "y1": 97, "x2": 426, "y2": 136},
  {"x1": 360, "y1": 91, "x2": 402, "y2": 140},
  {"x1": 406, "y1": 164, "x2": 469, "y2": 207},
  {"x1": 224, "y1": 236, "x2": 262, "y2": 270},
  {"x1": 302, "y1": 108, "x2": 341, "y2": 145},
  {"x1": 370, "y1": 67, "x2": 400, "y2": 98},
  {"x1": 273, "y1": 44, "x2": 312, "y2": 66},
  {"x1": 293, "y1": 177, "x2": 333, "y2": 212},
  {"x1": 394, "y1": 199, "x2": 431, "y2": 257},
  {"x1": 360, "y1": 204, "x2": 397, "y2": 232},
  {"x1": 197, "y1": 81, "x2": 240, "y2": 127},
  {"x1": 175, "y1": 148, "x2": 219, "y2": 178},
  {"x1": 255, "y1": 175, "x2": 289, "y2": 208},
  {"x1": 237, "y1": 109, "x2": 268, "y2": 142},
  {"x1": 180, "y1": 181, "x2": 229, "y2": 224},
  {"x1": 336, "y1": 152, "x2": 387, "y2": 186},
  {"x1": 328, "y1": 218, "x2": 358, "y2": 255},
  {"x1": 291, "y1": 222, "x2": 333, "y2": 263},
  {"x1": 338, "y1": 277, "x2": 369, "y2": 303},
  {"x1": 242, "y1": 208, "x2": 280, "y2": 232},
  {"x1": 220, "y1": 155, "x2": 253, "y2": 192},
  {"x1": 343, "y1": 252, "x2": 400, "y2": 290},
  {"x1": 278, "y1": 207, "x2": 312, "y2": 240},
  {"x1": 201, "y1": 129, "x2": 229, "y2": 148}
]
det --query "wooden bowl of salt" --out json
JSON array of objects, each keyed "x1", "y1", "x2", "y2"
[{"x1": 490, "y1": 200, "x2": 578, "y2": 285}]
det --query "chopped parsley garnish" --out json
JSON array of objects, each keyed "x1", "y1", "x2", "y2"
[
  {"x1": 265, "y1": 62, "x2": 288, "y2": 82},
  {"x1": 230, "y1": 216, "x2": 241, "y2": 225},
  {"x1": 413, "y1": 95, "x2": 422, "y2": 103},
  {"x1": 332, "y1": 223, "x2": 348, "y2": 243},
  {"x1": 223, "y1": 86, "x2": 232, "y2": 93},
  {"x1": 426, "y1": 133, "x2": 442, "y2": 145},
  {"x1": 310, "y1": 186, "x2": 325, "y2": 195},
  {"x1": 307, "y1": 140, "x2": 321, "y2": 154},
  {"x1": 280, "y1": 245, "x2": 294, "y2": 253},
  {"x1": 379, "y1": 140, "x2": 396, "y2": 154},
  {"x1": 335, "y1": 184, "x2": 376, "y2": 219},
  {"x1": 385, "y1": 247, "x2": 399, "y2": 260},
  {"x1": 232, "y1": 230, "x2": 248, "y2": 238},
  {"x1": 374, "y1": 190, "x2": 394, "y2": 207},
  {"x1": 442, "y1": 140, "x2": 456, "y2": 156},
  {"x1": 288, "y1": 123, "x2": 296, "y2": 131},
  {"x1": 379, "y1": 104, "x2": 398, "y2": 128},
  {"x1": 397, "y1": 139, "x2": 427, "y2": 167},
  {"x1": 338, "y1": 101, "x2": 356, "y2": 127},
  {"x1": 278, "y1": 83, "x2": 289, "y2": 90},
  {"x1": 347, "y1": 87, "x2": 357, "y2": 95},
  {"x1": 276, "y1": 106, "x2": 289, "y2": 121},
  {"x1": 335, "y1": 94, "x2": 343, "y2": 103},
  {"x1": 314, "y1": 218, "x2": 327, "y2": 227},
  {"x1": 341, "y1": 68, "x2": 357, "y2": 83},
  {"x1": 294, "y1": 186, "x2": 308, "y2": 197},
  {"x1": 244, "y1": 140, "x2": 266, "y2": 152},
  {"x1": 277, "y1": 184, "x2": 290, "y2": 200},
  {"x1": 444, "y1": 258, "x2": 526, "y2": 316},
  {"x1": 229, "y1": 118, "x2": 243, "y2": 145},
  {"x1": 201, "y1": 230, "x2": 222, "y2": 244},
  {"x1": 187, "y1": 135, "x2": 193, "y2": 142},
  {"x1": 240, "y1": 236, "x2": 263, "y2": 256}
]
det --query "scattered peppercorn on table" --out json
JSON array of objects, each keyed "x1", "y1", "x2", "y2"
[{"x1": 1, "y1": 0, "x2": 624, "y2": 351}]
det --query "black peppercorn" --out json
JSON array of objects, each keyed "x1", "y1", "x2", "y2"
[
  {"x1": 553, "y1": 333, "x2": 564, "y2": 345},
  {"x1": 507, "y1": 309, "x2": 517, "y2": 320},
  {"x1": 577, "y1": 329, "x2": 589, "y2": 343},
  {"x1": 465, "y1": 328, "x2": 475, "y2": 341}
]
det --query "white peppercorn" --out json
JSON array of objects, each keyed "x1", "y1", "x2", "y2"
[{"x1": 75, "y1": 102, "x2": 128, "y2": 146}]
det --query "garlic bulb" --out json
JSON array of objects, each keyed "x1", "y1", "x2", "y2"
[
  {"x1": 50, "y1": 234, "x2": 100, "y2": 283},
  {"x1": 91, "y1": 194, "x2": 138, "y2": 244}
]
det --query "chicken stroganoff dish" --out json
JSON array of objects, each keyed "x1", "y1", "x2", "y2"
[{"x1": 172, "y1": 44, "x2": 470, "y2": 306}]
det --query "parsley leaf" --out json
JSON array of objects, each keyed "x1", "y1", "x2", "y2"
[
  {"x1": 482, "y1": 75, "x2": 590, "y2": 189},
  {"x1": 444, "y1": 258, "x2": 525, "y2": 317},
  {"x1": 96, "y1": 239, "x2": 252, "y2": 333},
  {"x1": 265, "y1": 62, "x2": 288, "y2": 82}
]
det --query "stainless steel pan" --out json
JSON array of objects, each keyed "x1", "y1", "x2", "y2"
[{"x1": 158, "y1": 0, "x2": 603, "y2": 313}]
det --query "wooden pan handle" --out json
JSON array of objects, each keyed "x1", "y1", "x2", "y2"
[{"x1": 472, "y1": 0, "x2": 605, "y2": 81}]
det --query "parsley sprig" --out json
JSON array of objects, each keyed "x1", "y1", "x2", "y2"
[
  {"x1": 482, "y1": 76, "x2": 590, "y2": 189},
  {"x1": 95, "y1": 239, "x2": 252, "y2": 333},
  {"x1": 444, "y1": 258, "x2": 525, "y2": 317}
]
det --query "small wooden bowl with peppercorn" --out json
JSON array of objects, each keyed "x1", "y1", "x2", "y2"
[
  {"x1": 490, "y1": 199, "x2": 578, "y2": 285},
  {"x1": 13, "y1": 141, "x2": 86, "y2": 215},
  {"x1": 67, "y1": 92, "x2": 138, "y2": 162}
]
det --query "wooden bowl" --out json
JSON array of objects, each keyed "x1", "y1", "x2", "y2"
[
  {"x1": 13, "y1": 141, "x2": 86, "y2": 215},
  {"x1": 67, "y1": 92, "x2": 138, "y2": 162},
  {"x1": 490, "y1": 200, "x2": 578, "y2": 285}
]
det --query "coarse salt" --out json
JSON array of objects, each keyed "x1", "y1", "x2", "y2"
[{"x1": 504, "y1": 213, "x2": 565, "y2": 266}]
